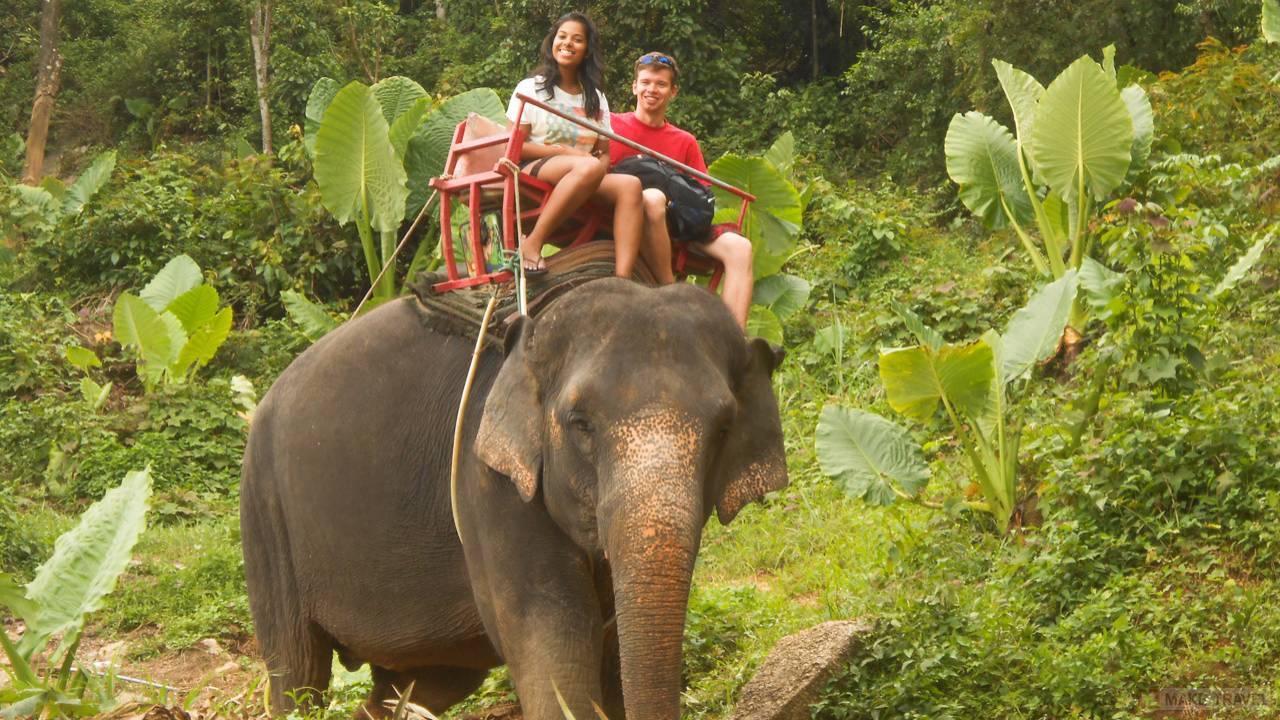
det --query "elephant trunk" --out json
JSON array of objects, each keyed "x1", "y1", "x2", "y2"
[{"x1": 603, "y1": 468, "x2": 702, "y2": 720}]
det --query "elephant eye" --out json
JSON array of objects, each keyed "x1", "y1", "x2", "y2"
[{"x1": 568, "y1": 411, "x2": 594, "y2": 434}]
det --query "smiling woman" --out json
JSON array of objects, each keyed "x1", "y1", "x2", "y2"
[{"x1": 505, "y1": 11, "x2": 644, "y2": 277}]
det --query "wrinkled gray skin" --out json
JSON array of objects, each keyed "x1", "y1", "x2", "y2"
[{"x1": 240, "y1": 278, "x2": 788, "y2": 719}]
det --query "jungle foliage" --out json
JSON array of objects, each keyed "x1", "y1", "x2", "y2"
[{"x1": 2, "y1": 1, "x2": 1280, "y2": 719}]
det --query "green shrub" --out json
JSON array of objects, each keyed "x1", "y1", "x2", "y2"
[{"x1": 24, "y1": 149, "x2": 358, "y2": 316}]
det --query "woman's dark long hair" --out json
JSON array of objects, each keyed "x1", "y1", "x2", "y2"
[{"x1": 533, "y1": 11, "x2": 605, "y2": 120}]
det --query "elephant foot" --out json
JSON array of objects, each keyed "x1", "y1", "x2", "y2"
[{"x1": 359, "y1": 665, "x2": 490, "y2": 718}]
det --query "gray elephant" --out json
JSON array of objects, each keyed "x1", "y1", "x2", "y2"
[{"x1": 240, "y1": 277, "x2": 788, "y2": 719}]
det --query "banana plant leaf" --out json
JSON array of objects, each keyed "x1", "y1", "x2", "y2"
[
  {"x1": 816, "y1": 405, "x2": 930, "y2": 506},
  {"x1": 371, "y1": 76, "x2": 428, "y2": 125},
  {"x1": 165, "y1": 285, "x2": 219, "y2": 334},
  {"x1": 404, "y1": 88, "x2": 507, "y2": 220},
  {"x1": 63, "y1": 151, "x2": 116, "y2": 215},
  {"x1": 752, "y1": 273, "x2": 811, "y2": 320},
  {"x1": 998, "y1": 270, "x2": 1077, "y2": 384},
  {"x1": 709, "y1": 154, "x2": 802, "y2": 278},
  {"x1": 944, "y1": 112, "x2": 1033, "y2": 230},
  {"x1": 880, "y1": 340, "x2": 995, "y2": 425},
  {"x1": 314, "y1": 81, "x2": 408, "y2": 234},
  {"x1": 18, "y1": 468, "x2": 151, "y2": 661},
  {"x1": 1121, "y1": 85, "x2": 1155, "y2": 179},
  {"x1": 1027, "y1": 55, "x2": 1134, "y2": 203},
  {"x1": 745, "y1": 305, "x2": 784, "y2": 345},
  {"x1": 139, "y1": 255, "x2": 202, "y2": 312},
  {"x1": 304, "y1": 77, "x2": 341, "y2": 159}
]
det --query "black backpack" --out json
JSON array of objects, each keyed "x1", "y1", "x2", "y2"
[{"x1": 611, "y1": 155, "x2": 716, "y2": 242}]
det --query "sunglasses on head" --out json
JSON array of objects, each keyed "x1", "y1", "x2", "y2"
[{"x1": 638, "y1": 53, "x2": 676, "y2": 69}]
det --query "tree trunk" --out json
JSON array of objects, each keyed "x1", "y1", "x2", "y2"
[
  {"x1": 810, "y1": 0, "x2": 819, "y2": 81},
  {"x1": 249, "y1": 1, "x2": 272, "y2": 155},
  {"x1": 435, "y1": 0, "x2": 446, "y2": 20},
  {"x1": 22, "y1": 0, "x2": 62, "y2": 185}
]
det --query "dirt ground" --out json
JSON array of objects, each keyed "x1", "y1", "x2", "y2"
[{"x1": 4, "y1": 620, "x2": 523, "y2": 719}]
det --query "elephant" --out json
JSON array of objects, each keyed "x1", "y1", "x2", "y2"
[{"x1": 240, "y1": 277, "x2": 788, "y2": 719}]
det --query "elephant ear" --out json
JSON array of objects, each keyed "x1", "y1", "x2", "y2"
[
  {"x1": 714, "y1": 338, "x2": 789, "y2": 524},
  {"x1": 476, "y1": 317, "x2": 543, "y2": 501}
]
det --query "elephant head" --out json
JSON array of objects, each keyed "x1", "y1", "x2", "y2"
[{"x1": 475, "y1": 278, "x2": 788, "y2": 719}]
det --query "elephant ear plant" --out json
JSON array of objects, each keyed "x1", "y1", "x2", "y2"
[
  {"x1": 112, "y1": 255, "x2": 233, "y2": 391},
  {"x1": 302, "y1": 76, "x2": 507, "y2": 315},
  {"x1": 816, "y1": 272, "x2": 1078, "y2": 533},
  {"x1": 0, "y1": 469, "x2": 152, "y2": 718},
  {"x1": 945, "y1": 46, "x2": 1152, "y2": 330}
]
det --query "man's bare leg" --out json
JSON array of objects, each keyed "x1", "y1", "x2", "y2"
[
  {"x1": 700, "y1": 231, "x2": 753, "y2": 329},
  {"x1": 638, "y1": 188, "x2": 675, "y2": 284},
  {"x1": 596, "y1": 173, "x2": 645, "y2": 278}
]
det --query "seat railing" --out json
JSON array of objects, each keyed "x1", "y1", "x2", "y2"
[{"x1": 428, "y1": 91, "x2": 756, "y2": 293}]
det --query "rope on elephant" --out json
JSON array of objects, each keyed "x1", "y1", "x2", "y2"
[{"x1": 450, "y1": 286, "x2": 500, "y2": 541}]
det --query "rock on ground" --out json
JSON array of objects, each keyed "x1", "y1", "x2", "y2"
[{"x1": 730, "y1": 619, "x2": 872, "y2": 720}]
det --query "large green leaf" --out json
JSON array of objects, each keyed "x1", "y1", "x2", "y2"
[
  {"x1": 746, "y1": 305, "x2": 784, "y2": 345},
  {"x1": 18, "y1": 468, "x2": 151, "y2": 660},
  {"x1": 140, "y1": 255, "x2": 202, "y2": 312},
  {"x1": 890, "y1": 301, "x2": 944, "y2": 352},
  {"x1": 282, "y1": 290, "x2": 339, "y2": 341},
  {"x1": 404, "y1": 88, "x2": 507, "y2": 218},
  {"x1": 822, "y1": 405, "x2": 930, "y2": 496},
  {"x1": 0, "y1": 573, "x2": 37, "y2": 627},
  {"x1": 752, "y1": 273, "x2": 811, "y2": 320},
  {"x1": 389, "y1": 96, "x2": 432, "y2": 160},
  {"x1": 172, "y1": 306, "x2": 232, "y2": 376},
  {"x1": 304, "y1": 77, "x2": 341, "y2": 159},
  {"x1": 63, "y1": 151, "x2": 116, "y2": 215},
  {"x1": 1265, "y1": 0, "x2": 1280, "y2": 42},
  {"x1": 113, "y1": 293, "x2": 178, "y2": 380},
  {"x1": 1027, "y1": 55, "x2": 1134, "y2": 202},
  {"x1": 708, "y1": 154, "x2": 803, "y2": 278},
  {"x1": 816, "y1": 406, "x2": 930, "y2": 506},
  {"x1": 165, "y1": 284, "x2": 220, "y2": 334},
  {"x1": 1078, "y1": 256, "x2": 1125, "y2": 319},
  {"x1": 945, "y1": 112, "x2": 1033, "y2": 229},
  {"x1": 315, "y1": 81, "x2": 408, "y2": 233},
  {"x1": 992, "y1": 59, "x2": 1044, "y2": 144},
  {"x1": 64, "y1": 345, "x2": 101, "y2": 371},
  {"x1": 880, "y1": 340, "x2": 994, "y2": 424},
  {"x1": 1213, "y1": 232, "x2": 1273, "y2": 297},
  {"x1": 763, "y1": 131, "x2": 796, "y2": 177},
  {"x1": 999, "y1": 270, "x2": 1077, "y2": 384},
  {"x1": 372, "y1": 76, "x2": 428, "y2": 125},
  {"x1": 1121, "y1": 85, "x2": 1154, "y2": 178}
]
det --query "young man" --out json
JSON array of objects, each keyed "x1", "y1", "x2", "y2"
[{"x1": 609, "y1": 52, "x2": 754, "y2": 328}]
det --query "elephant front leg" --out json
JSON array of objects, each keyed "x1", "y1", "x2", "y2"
[{"x1": 472, "y1": 540, "x2": 609, "y2": 719}]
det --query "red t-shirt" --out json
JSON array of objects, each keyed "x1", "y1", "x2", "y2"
[{"x1": 609, "y1": 112, "x2": 707, "y2": 174}]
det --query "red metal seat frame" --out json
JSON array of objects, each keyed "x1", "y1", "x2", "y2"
[{"x1": 428, "y1": 92, "x2": 755, "y2": 294}]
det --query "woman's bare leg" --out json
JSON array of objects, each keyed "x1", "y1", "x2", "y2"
[
  {"x1": 593, "y1": 174, "x2": 646, "y2": 279},
  {"x1": 700, "y1": 231, "x2": 753, "y2": 329},
  {"x1": 522, "y1": 155, "x2": 607, "y2": 267},
  {"x1": 638, "y1": 188, "x2": 675, "y2": 284}
]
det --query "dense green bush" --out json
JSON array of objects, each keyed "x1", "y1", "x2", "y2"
[
  {"x1": 22, "y1": 146, "x2": 360, "y2": 316},
  {"x1": 2, "y1": 379, "x2": 246, "y2": 503},
  {"x1": 1150, "y1": 38, "x2": 1280, "y2": 163},
  {"x1": 840, "y1": 0, "x2": 1263, "y2": 181}
]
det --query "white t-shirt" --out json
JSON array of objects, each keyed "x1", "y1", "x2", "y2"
[{"x1": 506, "y1": 76, "x2": 611, "y2": 155}]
